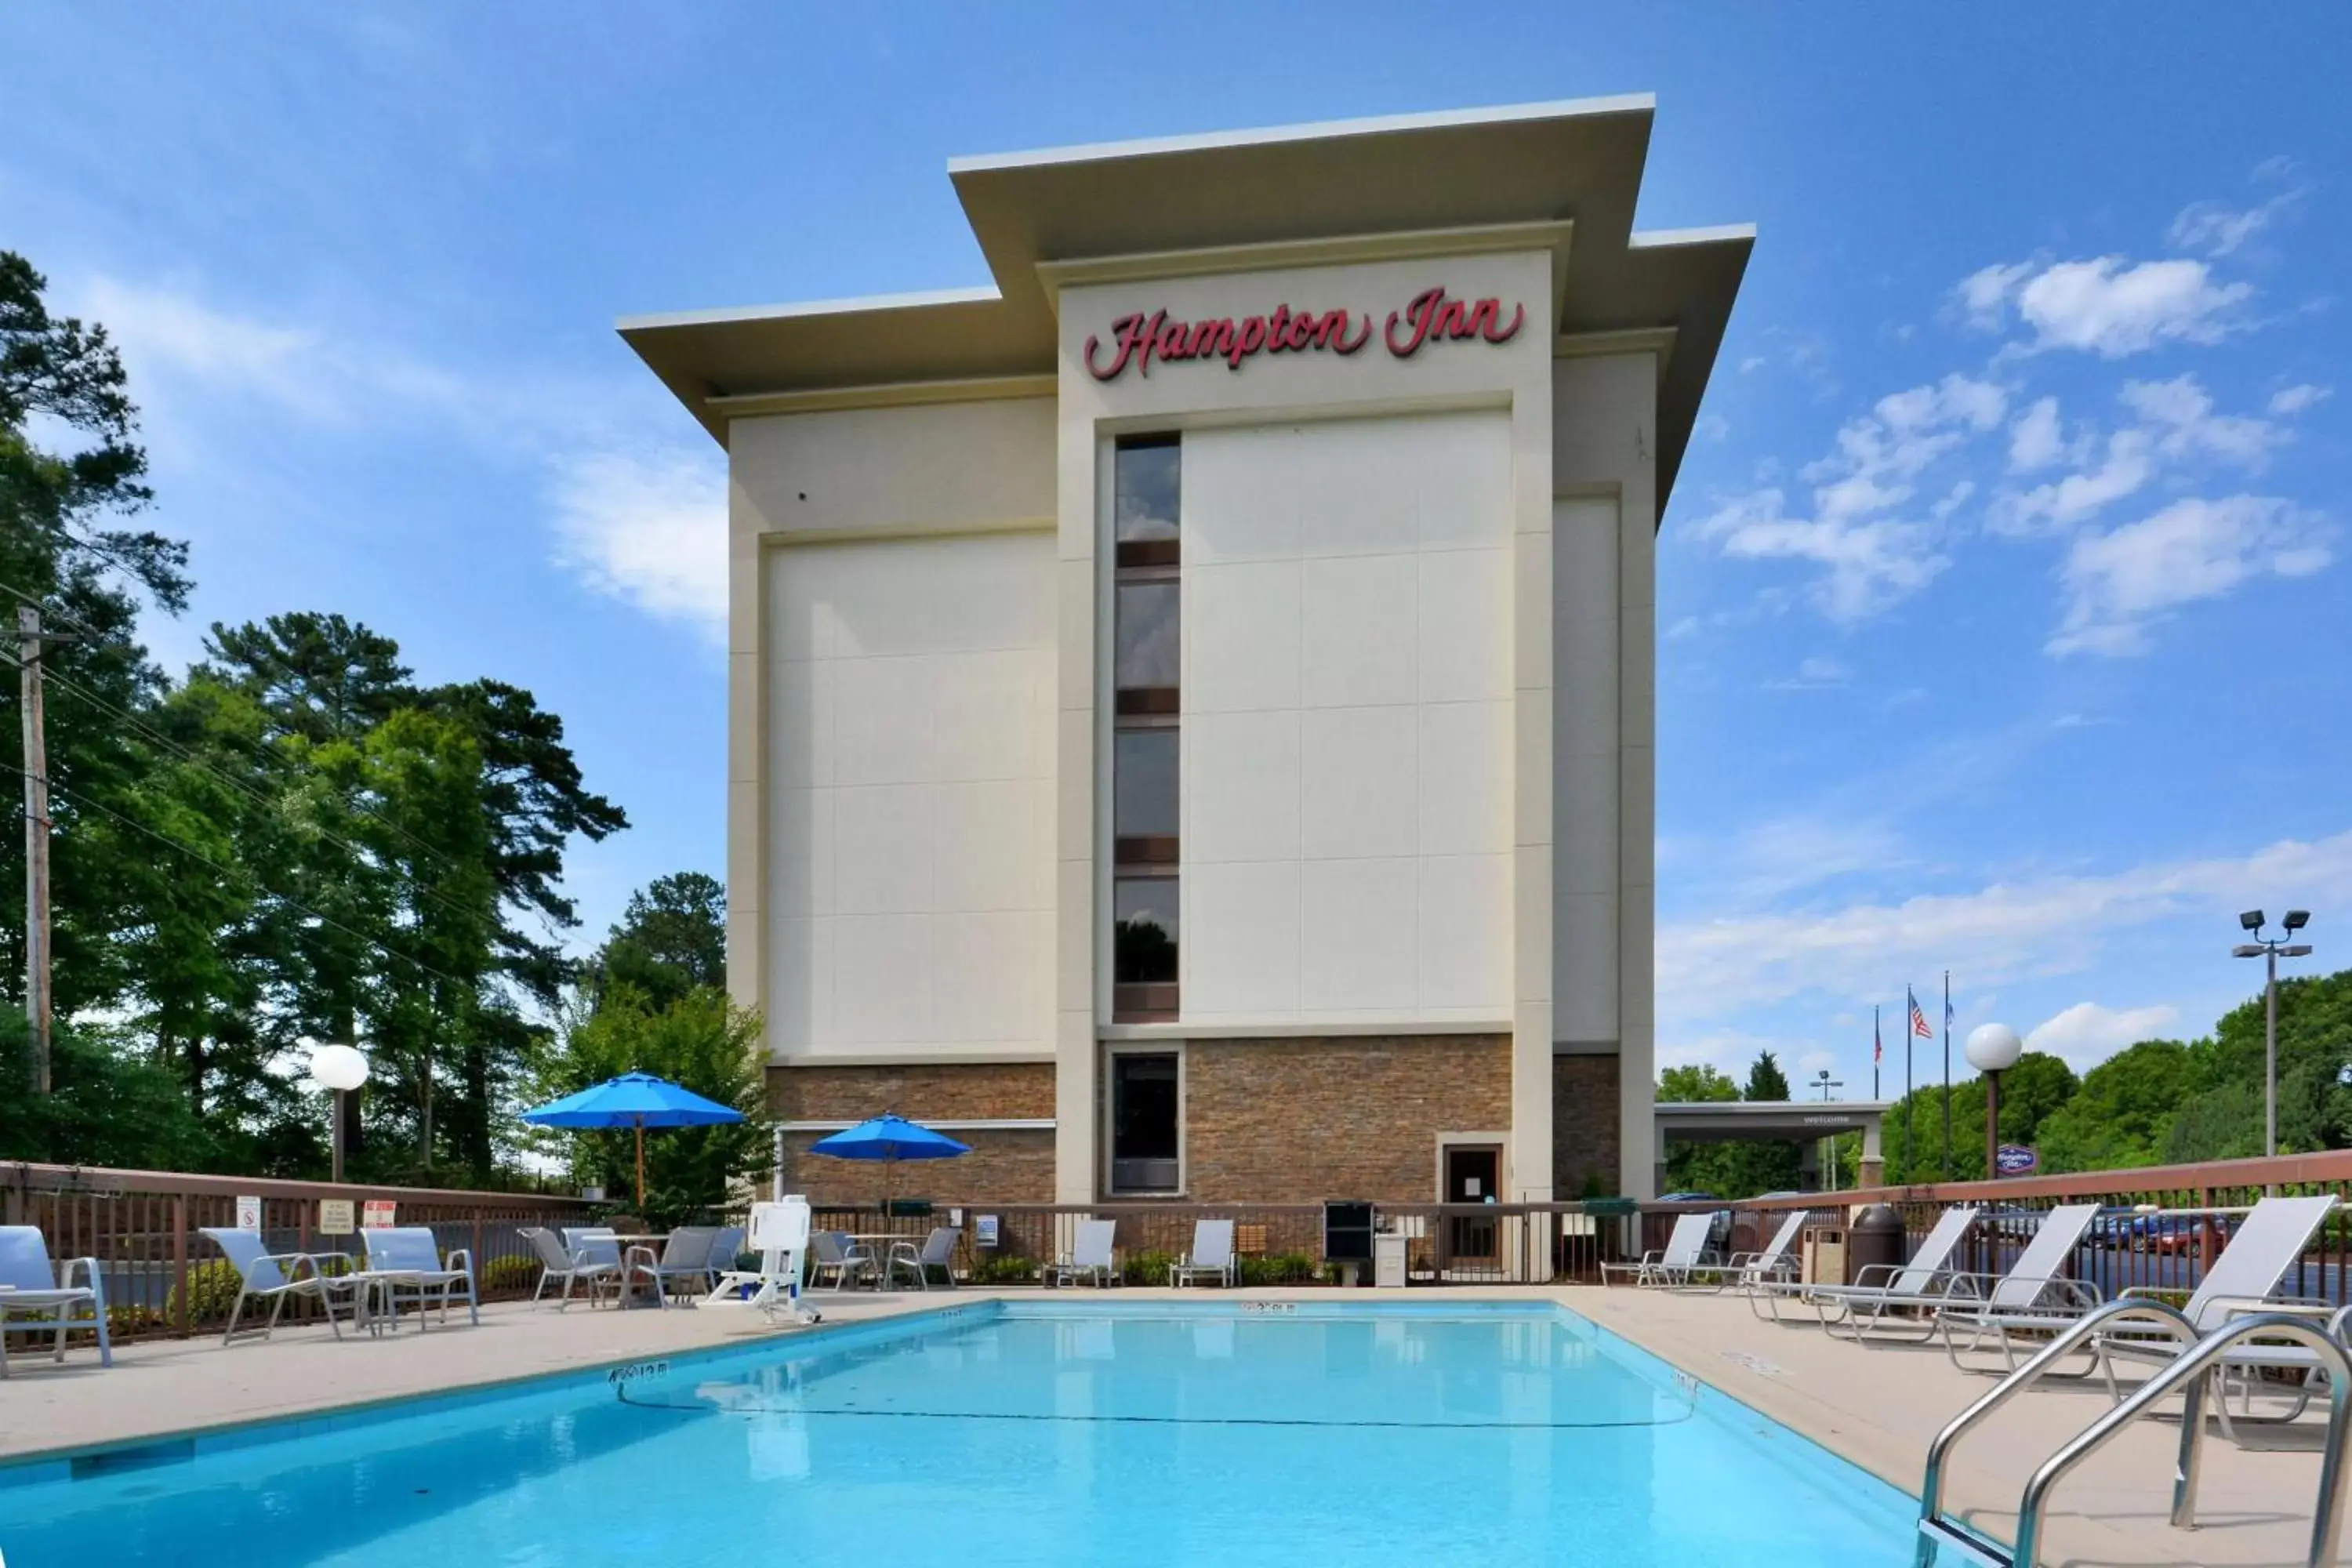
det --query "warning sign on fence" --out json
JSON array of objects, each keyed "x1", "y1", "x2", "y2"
[
  {"x1": 318, "y1": 1200, "x2": 354, "y2": 1235},
  {"x1": 362, "y1": 1200, "x2": 397, "y2": 1229}
]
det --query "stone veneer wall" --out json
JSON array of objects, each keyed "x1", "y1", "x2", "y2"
[
  {"x1": 769, "y1": 1062, "x2": 1055, "y2": 1205},
  {"x1": 1178, "y1": 1035, "x2": 1512, "y2": 1203},
  {"x1": 1552, "y1": 1053, "x2": 1621, "y2": 1198}
]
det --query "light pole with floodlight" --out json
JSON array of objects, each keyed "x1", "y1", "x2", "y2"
[
  {"x1": 308, "y1": 1044, "x2": 370, "y2": 1183},
  {"x1": 2233, "y1": 909, "x2": 2314, "y2": 1159},
  {"x1": 1813, "y1": 1069, "x2": 1843, "y2": 1192},
  {"x1": 1965, "y1": 1023, "x2": 2023, "y2": 1179}
]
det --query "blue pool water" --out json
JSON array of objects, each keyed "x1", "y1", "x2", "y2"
[{"x1": 1, "y1": 1301, "x2": 1927, "y2": 1566}]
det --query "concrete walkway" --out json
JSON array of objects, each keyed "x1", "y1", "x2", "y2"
[{"x1": 5, "y1": 1285, "x2": 2343, "y2": 1566}]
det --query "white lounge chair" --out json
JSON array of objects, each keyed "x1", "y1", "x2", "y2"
[
  {"x1": 2093, "y1": 1194, "x2": 2339, "y2": 1431},
  {"x1": 626, "y1": 1227, "x2": 722, "y2": 1308},
  {"x1": 360, "y1": 1226, "x2": 479, "y2": 1328},
  {"x1": 1791, "y1": 1207, "x2": 1980, "y2": 1338},
  {"x1": 201, "y1": 1226, "x2": 363, "y2": 1341},
  {"x1": 886, "y1": 1227, "x2": 960, "y2": 1290},
  {"x1": 521, "y1": 1225, "x2": 619, "y2": 1308},
  {"x1": 1050, "y1": 1220, "x2": 1123, "y2": 1288},
  {"x1": 1932, "y1": 1204, "x2": 2107, "y2": 1369},
  {"x1": 1729, "y1": 1211, "x2": 1811, "y2": 1307},
  {"x1": 1601, "y1": 1213, "x2": 1723, "y2": 1288},
  {"x1": 1171, "y1": 1219, "x2": 1236, "y2": 1288},
  {"x1": 0, "y1": 1225, "x2": 110, "y2": 1377},
  {"x1": 807, "y1": 1230, "x2": 876, "y2": 1292}
]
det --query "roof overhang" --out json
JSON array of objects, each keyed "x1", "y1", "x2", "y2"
[{"x1": 620, "y1": 94, "x2": 1751, "y2": 517}]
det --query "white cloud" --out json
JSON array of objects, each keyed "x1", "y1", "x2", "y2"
[
  {"x1": 546, "y1": 445, "x2": 728, "y2": 640},
  {"x1": 2025, "y1": 1001, "x2": 2183, "y2": 1069},
  {"x1": 2169, "y1": 187, "x2": 2302, "y2": 257},
  {"x1": 1997, "y1": 429, "x2": 2154, "y2": 532},
  {"x1": 1767, "y1": 656, "x2": 1850, "y2": 691},
  {"x1": 1962, "y1": 256, "x2": 2252, "y2": 357},
  {"x1": 1657, "y1": 829, "x2": 2352, "y2": 1038},
  {"x1": 2008, "y1": 396, "x2": 2065, "y2": 472},
  {"x1": 1996, "y1": 376, "x2": 2288, "y2": 535},
  {"x1": 2270, "y1": 383, "x2": 2332, "y2": 416},
  {"x1": 1698, "y1": 374, "x2": 2002, "y2": 619},
  {"x1": 2049, "y1": 494, "x2": 2331, "y2": 656},
  {"x1": 2119, "y1": 374, "x2": 2285, "y2": 464}
]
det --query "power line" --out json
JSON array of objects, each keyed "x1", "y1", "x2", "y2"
[
  {"x1": 1, "y1": 646, "x2": 497, "y2": 934},
  {"x1": 2, "y1": 760, "x2": 481, "y2": 996}
]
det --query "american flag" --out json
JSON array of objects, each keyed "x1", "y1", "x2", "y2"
[
  {"x1": 1874, "y1": 1009, "x2": 1882, "y2": 1064},
  {"x1": 1908, "y1": 988, "x2": 1933, "y2": 1039}
]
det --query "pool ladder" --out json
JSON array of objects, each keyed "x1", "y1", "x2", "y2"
[{"x1": 1915, "y1": 1296, "x2": 2352, "y2": 1568}]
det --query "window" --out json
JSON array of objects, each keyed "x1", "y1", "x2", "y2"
[
  {"x1": 1111, "y1": 1052, "x2": 1180, "y2": 1193},
  {"x1": 1112, "y1": 434, "x2": 1181, "y2": 1021}
]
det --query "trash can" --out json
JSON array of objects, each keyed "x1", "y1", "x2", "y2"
[
  {"x1": 1800, "y1": 1226, "x2": 1846, "y2": 1287},
  {"x1": 1373, "y1": 1232, "x2": 1409, "y2": 1290},
  {"x1": 1849, "y1": 1203, "x2": 1908, "y2": 1287}
]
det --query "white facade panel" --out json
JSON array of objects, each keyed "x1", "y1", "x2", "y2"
[
  {"x1": 1178, "y1": 410, "x2": 1514, "y2": 1025},
  {"x1": 764, "y1": 529, "x2": 1055, "y2": 1059}
]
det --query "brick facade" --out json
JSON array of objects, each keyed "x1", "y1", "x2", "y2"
[
  {"x1": 768, "y1": 1062, "x2": 1055, "y2": 1206},
  {"x1": 1177, "y1": 1035, "x2": 1511, "y2": 1203},
  {"x1": 1552, "y1": 1053, "x2": 1621, "y2": 1198}
]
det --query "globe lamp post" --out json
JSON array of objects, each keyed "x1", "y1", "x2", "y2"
[
  {"x1": 1965, "y1": 1024, "x2": 2023, "y2": 1180},
  {"x1": 308, "y1": 1044, "x2": 370, "y2": 1184}
]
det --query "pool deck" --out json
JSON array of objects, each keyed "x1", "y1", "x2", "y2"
[{"x1": 4, "y1": 1284, "x2": 2341, "y2": 1566}]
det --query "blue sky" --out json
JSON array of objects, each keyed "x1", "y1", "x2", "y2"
[{"x1": 3, "y1": 3, "x2": 2347, "y2": 1096}]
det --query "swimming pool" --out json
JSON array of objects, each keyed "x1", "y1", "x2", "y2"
[{"x1": 2, "y1": 1301, "x2": 1928, "y2": 1566}]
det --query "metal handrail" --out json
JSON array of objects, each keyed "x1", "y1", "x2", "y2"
[
  {"x1": 1915, "y1": 1295, "x2": 2195, "y2": 1567},
  {"x1": 2011, "y1": 1313, "x2": 2352, "y2": 1568}
]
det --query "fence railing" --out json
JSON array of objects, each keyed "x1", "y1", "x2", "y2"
[
  {"x1": 1639, "y1": 1149, "x2": 2352, "y2": 1305},
  {"x1": 4, "y1": 1162, "x2": 598, "y2": 1342},
  {"x1": 804, "y1": 1200, "x2": 1622, "y2": 1286}
]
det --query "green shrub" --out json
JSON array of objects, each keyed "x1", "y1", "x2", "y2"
[
  {"x1": 1123, "y1": 1249, "x2": 1174, "y2": 1287},
  {"x1": 166, "y1": 1258, "x2": 245, "y2": 1324},
  {"x1": 969, "y1": 1254, "x2": 1040, "y2": 1284},
  {"x1": 1237, "y1": 1251, "x2": 1320, "y2": 1287},
  {"x1": 481, "y1": 1255, "x2": 542, "y2": 1294}
]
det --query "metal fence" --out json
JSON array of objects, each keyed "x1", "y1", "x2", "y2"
[
  {"x1": 804, "y1": 1200, "x2": 1622, "y2": 1286},
  {"x1": 4, "y1": 1162, "x2": 598, "y2": 1341},
  {"x1": 1639, "y1": 1149, "x2": 2352, "y2": 1305}
]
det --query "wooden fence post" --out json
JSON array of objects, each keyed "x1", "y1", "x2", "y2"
[{"x1": 171, "y1": 1196, "x2": 189, "y2": 1338}]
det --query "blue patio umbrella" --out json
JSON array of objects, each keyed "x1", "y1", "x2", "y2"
[
  {"x1": 810, "y1": 1113, "x2": 970, "y2": 1209},
  {"x1": 520, "y1": 1072, "x2": 744, "y2": 1210}
]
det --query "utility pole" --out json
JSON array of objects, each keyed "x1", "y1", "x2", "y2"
[{"x1": 18, "y1": 605, "x2": 53, "y2": 1094}]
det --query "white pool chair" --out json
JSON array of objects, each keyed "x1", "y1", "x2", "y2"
[
  {"x1": 1049, "y1": 1220, "x2": 1123, "y2": 1288},
  {"x1": 0, "y1": 1225, "x2": 110, "y2": 1377},
  {"x1": 1790, "y1": 1207, "x2": 1980, "y2": 1338},
  {"x1": 2092, "y1": 1194, "x2": 2339, "y2": 1432},
  {"x1": 1929, "y1": 1204, "x2": 2108, "y2": 1370},
  {"x1": 360, "y1": 1226, "x2": 480, "y2": 1328},
  {"x1": 1601, "y1": 1213, "x2": 1722, "y2": 1289},
  {"x1": 201, "y1": 1226, "x2": 363, "y2": 1341},
  {"x1": 1171, "y1": 1220, "x2": 1236, "y2": 1288},
  {"x1": 886, "y1": 1227, "x2": 960, "y2": 1290},
  {"x1": 521, "y1": 1225, "x2": 618, "y2": 1308},
  {"x1": 1728, "y1": 1211, "x2": 1811, "y2": 1305}
]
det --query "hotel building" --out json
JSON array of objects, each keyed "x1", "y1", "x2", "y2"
[{"x1": 623, "y1": 96, "x2": 1749, "y2": 1209}]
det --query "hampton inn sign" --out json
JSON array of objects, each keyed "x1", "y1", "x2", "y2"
[
  {"x1": 1084, "y1": 286, "x2": 1528, "y2": 379},
  {"x1": 621, "y1": 96, "x2": 1752, "y2": 1213}
]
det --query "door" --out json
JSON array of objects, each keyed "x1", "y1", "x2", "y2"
[{"x1": 1443, "y1": 1145, "x2": 1501, "y2": 1265}]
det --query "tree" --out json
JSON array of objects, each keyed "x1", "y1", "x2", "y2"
[
  {"x1": 586, "y1": 872, "x2": 725, "y2": 1010},
  {"x1": 538, "y1": 984, "x2": 769, "y2": 1226},
  {"x1": 1878, "y1": 1051, "x2": 2078, "y2": 1183},
  {"x1": 2036, "y1": 1040, "x2": 2195, "y2": 1173},
  {"x1": 1659, "y1": 1063, "x2": 1740, "y2": 1103}
]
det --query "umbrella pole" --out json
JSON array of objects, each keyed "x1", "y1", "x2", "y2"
[{"x1": 635, "y1": 1117, "x2": 647, "y2": 1216}]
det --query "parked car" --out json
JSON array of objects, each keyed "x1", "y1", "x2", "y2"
[{"x1": 1656, "y1": 1194, "x2": 1732, "y2": 1250}]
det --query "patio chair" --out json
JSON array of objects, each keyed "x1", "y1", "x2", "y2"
[
  {"x1": 885, "y1": 1226, "x2": 960, "y2": 1291},
  {"x1": 625, "y1": 1227, "x2": 722, "y2": 1308},
  {"x1": 1599, "y1": 1214, "x2": 1722, "y2": 1289},
  {"x1": 2092, "y1": 1194, "x2": 2339, "y2": 1432},
  {"x1": 359, "y1": 1226, "x2": 480, "y2": 1329},
  {"x1": 0, "y1": 1225, "x2": 110, "y2": 1377},
  {"x1": 807, "y1": 1231, "x2": 875, "y2": 1293},
  {"x1": 1728, "y1": 1211, "x2": 1811, "y2": 1308},
  {"x1": 1783, "y1": 1207, "x2": 1980, "y2": 1337},
  {"x1": 1049, "y1": 1220, "x2": 1123, "y2": 1288},
  {"x1": 1171, "y1": 1220, "x2": 1236, "y2": 1288},
  {"x1": 1932, "y1": 1204, "x2": 2107, "y2": 1370},
  {"x1": 200, "y1": 1226, "x2": 364, "y2": 1342},
  {"x1": 521, "y1": 1225, "x2": 619, "y2": 1309},
  {"x1": 704, "y1": 1225, "x2": 746, "y2": 1291}
]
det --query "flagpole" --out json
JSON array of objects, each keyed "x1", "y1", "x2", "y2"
[
  {"x1": 1904, "y1": 989, "x2": 1915, "y2": 1183},
  {"x1": 1872, "y1": 1005, "x2": 1880, "y2": 1100},
  {"x1": 1942, "y1": 970, "x2": 1954, "y2": 1182}
]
